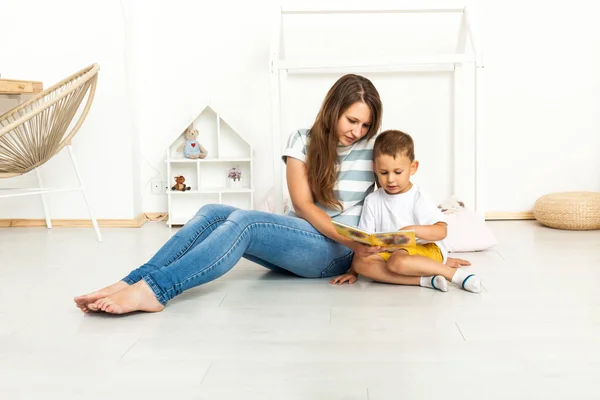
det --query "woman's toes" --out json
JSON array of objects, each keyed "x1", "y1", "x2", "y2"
[{"x1": 91, "y1": 299, "x2": 105, "y2": 311}]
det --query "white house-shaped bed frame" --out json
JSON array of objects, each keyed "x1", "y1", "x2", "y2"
[{"x1": 269, "y1": 4, "x2": 484, "y2": 217}]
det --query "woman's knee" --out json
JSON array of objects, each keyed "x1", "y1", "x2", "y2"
[
  {"x1": 227, "y1": 209, "x2": 266, "y2": 227},
  {"x1": 194, "y1": 203, "x2": 236, "y2": 218}
]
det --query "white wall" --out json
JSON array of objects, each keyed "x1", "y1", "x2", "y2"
[
  {"x1": 0, "y1": 0, "x2": 139, "y2": 219},
  {"x1": 140, "y1": 0, "x2": 600, "y2": 216},
  {"x1": 135, "y1": 0, "x2": 276, "y2": 213},
  {"x1": 2, "y1": 0, "x2": 599, "y2": 220},
  {"x1": 130, "y1": 0, "x2": 213, "y2": 213},
  {"x1": 482, "y1": 0, "x2": 600, "y2": 211}
]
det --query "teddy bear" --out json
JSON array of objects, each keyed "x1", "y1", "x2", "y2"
[
  {"x1": 177, "y1": 126, "x2": 208, "y2": 159},
  {"x1": 171, "y1": 175, "x2": 191, "y2": 191}
]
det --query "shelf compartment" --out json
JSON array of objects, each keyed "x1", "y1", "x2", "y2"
[{"x1": 168, "y1": 193, "x2": 219, "y2": 226}]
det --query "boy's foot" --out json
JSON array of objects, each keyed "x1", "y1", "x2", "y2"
[
  {"x1": 420, "y1": 275, "x2": 448, "y2": 292},
  {"x1": 74, "y1": 281, "x2": 130, "y2": 313},
  {"x1": 451, "y1": 269, "x2": 481, "y2": 293},
  {"x1": 87, "y1": 280, "x2": 165, "y2": 314}
]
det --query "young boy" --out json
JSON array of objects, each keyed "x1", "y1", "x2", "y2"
[{"x1": 331, "y1": 130, "x2": 481, "y2": 293}]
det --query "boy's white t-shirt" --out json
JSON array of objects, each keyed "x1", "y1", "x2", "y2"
[{"x1": 358, "y1": 184, "x2": 448, "y2": 262}]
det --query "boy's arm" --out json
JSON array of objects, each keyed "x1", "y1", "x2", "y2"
[
  {"x1": 401, "y1": 222, "x2": 447, "y2": 241},
  {"x1": 406, "y1": 190, "x2": 448, "y2": 241}
]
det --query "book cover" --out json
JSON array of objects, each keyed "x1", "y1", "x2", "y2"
[{"x1": 332, "y1": 220, "x2": 416, "y2": 251}]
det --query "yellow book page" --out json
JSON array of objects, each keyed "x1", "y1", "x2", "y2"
[
  {"x1": 332, "y1": 221, "x2": 416, "y2": 250},
  {"x1": 331, "y1": 221, "x2": 372, "y2": 245},
  {"x1": 370, "y1": 231, "x2": 416, "y2": 251}
]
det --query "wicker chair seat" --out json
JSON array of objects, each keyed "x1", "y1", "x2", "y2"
[{"x1": 0, "y1": 64, "x2": 98, "y2": 178}]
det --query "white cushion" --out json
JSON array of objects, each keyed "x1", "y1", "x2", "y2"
[
  {"x1": 443, "y1": 209, "x2": 497, "y2": 252},
  {"x1": 438, "y1": 195, "x2": 496, "y2": 252}
]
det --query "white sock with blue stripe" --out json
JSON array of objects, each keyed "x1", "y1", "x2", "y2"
[
  {"x1": 451, "y1": 269, "x2": 481, "y2": 293},
  {"x1": 420, "y1": 276, "x2": 448, "y2": 292}
]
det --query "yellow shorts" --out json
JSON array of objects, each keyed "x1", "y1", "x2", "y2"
[{"x1": 379, "y1": 243, "x2": 443, "y2": 263}]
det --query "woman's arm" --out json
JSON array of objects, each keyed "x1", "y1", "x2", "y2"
[
  {"x1": 287, "y1": 158, "x2": 352, "y2": 243},
  {"x1": 286, "y1": 158, "x2": 379, "y2": 257}
]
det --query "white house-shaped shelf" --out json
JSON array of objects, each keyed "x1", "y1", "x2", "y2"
[{"x1": 166, "y1": 105, "x2": 254, "y2": 226}]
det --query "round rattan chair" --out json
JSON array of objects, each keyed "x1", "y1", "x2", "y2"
[
  {"x1": 533, "y1": 191, "x2": 600, "y2": 230},
  {"x1": 0, "y1": 64, "x2": 102, "y2": 241}
]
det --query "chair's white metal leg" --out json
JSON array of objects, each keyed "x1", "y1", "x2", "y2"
[
  {"x1": 34, "y1": 167, "x2": 52, "y2": 229},
  {"x1": 67, "y1": 145, "x2": 103, "y2": 242}
]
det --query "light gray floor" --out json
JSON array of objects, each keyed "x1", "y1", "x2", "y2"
[{"x1": 0, "y1": 220, "x2": 599, "y2": 399}]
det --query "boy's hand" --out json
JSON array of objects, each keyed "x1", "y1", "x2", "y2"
[
  {"x1": 330, "y1": 272, "x2": 358, "y2": 285},
  {"x1": 446, "y1": 257, "x2": 471, "y2": 268}
]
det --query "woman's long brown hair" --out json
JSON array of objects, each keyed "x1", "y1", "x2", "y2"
[{"x1": 306, "y1": 74, "x2": 382, "y2": 210}]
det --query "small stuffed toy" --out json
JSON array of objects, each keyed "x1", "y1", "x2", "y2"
[
  {"x1": 171, "y1": 175, "x2": 191, "y2": 191},
  {"x1": 177, "y1": 126, "x2": 208, "y2": 159},
  {"x1": 438, "y1": 195, "x2": 466, "y2": 214}
]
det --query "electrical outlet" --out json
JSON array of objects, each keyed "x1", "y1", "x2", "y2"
[{"x1": 151, "y1": 181, "x2": 163, "y2": 194}]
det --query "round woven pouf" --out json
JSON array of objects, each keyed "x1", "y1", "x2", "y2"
[{"x1": 533, "y1": 191, "x2": 600, "y2": 230}]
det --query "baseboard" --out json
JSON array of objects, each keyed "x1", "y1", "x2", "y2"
[
  {"x1": 142, "y1": 212, "x2": 169, "y2": 222},
  {"x1": 485, "y1": 212, "x2": 535, "y2": 220},
  {"x1": 0, "y1": 212, "x2": 169, "y2": 228},
  {"x1": 0, "y1": 211, "x2": 533, "y2": 227}
]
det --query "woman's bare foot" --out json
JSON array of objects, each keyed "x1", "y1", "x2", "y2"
[
  {"x1": 88, "y1": 280, "x2": 165, "y2": 314},
  {"x1": 74, "y1": 281, "x2": 130, "y2": 313}
]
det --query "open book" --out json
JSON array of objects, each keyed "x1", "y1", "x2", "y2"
[{"x1": 332, "y1": 220, "x2": 416, "y2": 251}]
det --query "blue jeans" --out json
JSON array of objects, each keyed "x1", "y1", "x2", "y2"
[{"x1": 122, "y1": 204, "x2": 354, "y2": 305}]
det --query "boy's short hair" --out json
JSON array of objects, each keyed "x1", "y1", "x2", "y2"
[{"x1": 373, "y1": 130, "x2": 415, "y2": 161}]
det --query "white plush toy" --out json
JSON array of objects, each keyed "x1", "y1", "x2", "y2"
[{"x1": 437, "y1": 195, "x2": 466, "y2": 214}]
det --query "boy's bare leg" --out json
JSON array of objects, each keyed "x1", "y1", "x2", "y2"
[
  {"x1": 387, "y1": 252, "x2": 481, "y2": 293},
  {"x1": 387, "y1": 252, "x2": 457, "y2": 281},
  {"x1": 352, "y1": 253, "x2": 420, "y2": 285}
]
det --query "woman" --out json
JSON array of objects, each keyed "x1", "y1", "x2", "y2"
[{"x1": 75, "y1": 74, "x2": 468, "y2": 314}]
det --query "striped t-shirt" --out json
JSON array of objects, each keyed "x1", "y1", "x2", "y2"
[{"x1": 282, "y1": 129, "x2": 376, "y2": 226}]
